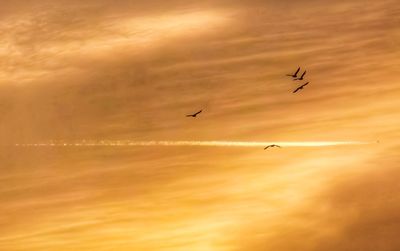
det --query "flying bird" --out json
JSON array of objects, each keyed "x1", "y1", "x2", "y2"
[
  {"x1": 186, "y1": 110, "x2": 203, "y2": 118},
  {"x1": 293, "y1": 82, "x2": 309, "y2": 93},
  {"x1": 294, "y1": 70, "x2": 306, "y2": 81},
  {"x1": 264, "y1": 144, "x2": 281, "y2": 150},
  {"x1": 286, "y1": 67, "x2": 300, "y2": 78}
]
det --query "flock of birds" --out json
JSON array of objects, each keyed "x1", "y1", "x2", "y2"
[
  {"x1": 287, "y1": 67, "x2": 309, "y2": 93},
  {"x1": 186, "y1": 67, "x2": 310, "y2": 150}
]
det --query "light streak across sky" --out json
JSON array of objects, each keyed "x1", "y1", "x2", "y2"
[{"x1": 13, "y1": 140, "x2": 370, "y2": 148}]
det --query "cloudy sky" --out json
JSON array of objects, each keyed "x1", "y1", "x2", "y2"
[{"x1": 0, "y1": 0, "x2": 399, "y2": 250}]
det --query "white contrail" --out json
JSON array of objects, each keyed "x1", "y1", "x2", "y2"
[{"x1": 14, "y1": 140, "x2": 369, "y2": 148}]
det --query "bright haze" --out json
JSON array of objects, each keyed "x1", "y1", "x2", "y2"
[{"x1": 0, "y1": 0, "x2": 399, "y2": 250}]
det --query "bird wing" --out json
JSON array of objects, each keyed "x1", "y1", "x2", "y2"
[
  {"x1": 187, "y1": 110, "x2": 202, "y2": 117},
  {"x1": 294, "y1": 67, "x2": 300, "y2": 75},
  {"x1": 301, "y1": 71, "x2": 306, "y2": 78},
  {"x1": 301, "y1": 82, "x2": 309, "y2": 87},
  {"x1": 293, "y1": 87, "x2": 301, "y2": 93}
]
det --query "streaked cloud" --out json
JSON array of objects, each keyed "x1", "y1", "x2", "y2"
[{"x1": 0, "y1": 0, "x2": 399, "y2": 250}]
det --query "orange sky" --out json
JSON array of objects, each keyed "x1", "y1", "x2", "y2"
[{"x1": 0, "y1": 0, "x2": 399, "y2": 250}]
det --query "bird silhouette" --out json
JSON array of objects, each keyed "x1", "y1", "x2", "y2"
[
  {"x1": 264, "y1": 144, "x2": 281, "y2": 150},
  {"x1": 186, "y1": 110, "x2": 203, "y2": 118},
  {"x1": 294, "y1": 70, "x2": 306, "y2": 81},
  {"x1": 293, "y1": 82, "x2": 309, "y2": 93},
  {"x1": 286, "y1": 67, "x2": 300, "y2": 78}
]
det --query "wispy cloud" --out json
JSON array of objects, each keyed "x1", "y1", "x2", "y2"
[{"x1": 0, "y1": 0, "x2": 399, "y2": 250}]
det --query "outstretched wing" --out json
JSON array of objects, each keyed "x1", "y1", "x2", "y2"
[
  {"x1": 293, "y1": 87, "x2": 301, "y2": 93},
  {"x1": 301, "y1": 70, "x2": 306, "y2": 78},
  {"x1": 302, "y1": 82, "x2": 309, "y2": 88},
  {"x1": 186, "y1": 110, "x2": 202, "y2": 117},
  {"x1": 294, "y1": 67, "x2": 300, "y2": 76}
]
